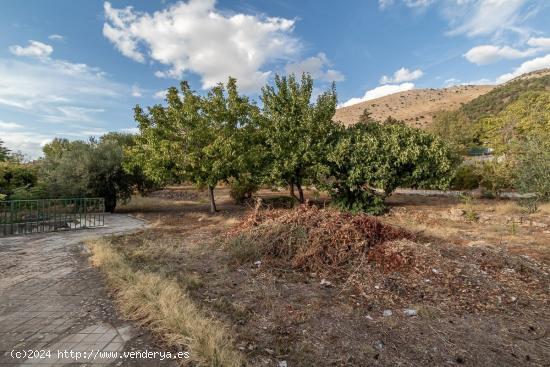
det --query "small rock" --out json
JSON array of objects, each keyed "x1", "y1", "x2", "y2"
[
  {"x1": 447, "y1": 208, "x2": 465, "y2": 220},
  {"x1": 404, "y1": 308, "x2": 418, "y2": 316},
  {"x1": 432, "y1": 268, "x2": 440, "y2": 274},
  {"x1": 320, "y1": 279, "x2": 332, "y2": 287},
  {"x1": 383, "y1": 310, "x2": 392, "y2": 317},
  {"x1": 511, "y1": 296, "x2": 517, "y2": 302},
  {"x1": 374, "y1": 340, "x2": 385, "y2": 351},
  {"x1": 254, "y1": 260, "x2": 262, "y2": 267},
  {"x1": 278, "y1": 361, "x2": 288, "y2": 367}
]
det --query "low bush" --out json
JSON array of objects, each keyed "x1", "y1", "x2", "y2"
[
  {"x1": 228, "y1": 175, "x2": 259, "y2": 204},
  {"x1": 450, "y1": 164, "x2": 481, "y2": 190}
]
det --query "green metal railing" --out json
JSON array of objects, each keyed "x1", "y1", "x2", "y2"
[{"x1": 0, "y1": 198, "x2": 105, "y2": 237}]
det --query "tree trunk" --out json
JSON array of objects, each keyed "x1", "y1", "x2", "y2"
[
  {"x1": 289, "y1": 181, "x2": 297, "y2": 201},
  {"x1": 208, "y1": 185, "x2": 217, "y2": 213},
  {"x1": 296, "y1": 182, "x2": 305, "y2": 203},
  {"x1": 104, "y1": 186, "x2": 117, "y2": 213}
]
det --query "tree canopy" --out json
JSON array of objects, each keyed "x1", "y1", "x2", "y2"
[
  {"x1": 260, "y1": 73, "x2": 339, "y2": 202},
  {"x1": 0, "y1": 140, "x2": 10, "y2": 162},
  {"x1": 326, "y1": 115, "x2": 460, "y2": 214},
  {"x1": 39, "y1": 133, "x2": 154, "y2": 212},
  {"x1": 131, "y1": 78, "x2": 260, "y2": 212}
]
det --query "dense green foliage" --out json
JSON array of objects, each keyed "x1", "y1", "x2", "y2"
[
  {"x1": 431, "y1": 76, "x2": 550, "y2": 201},
  {"x1": 0, "y1": 140, "x2": 10, "y2": 162},
  {"x1": 325, "y1": 118, "x2": 459, "y2": 214},
  {"x1": 515, "y1": 137, "x2": 550, "y2": 204},
  {"x1": 260, "y1": 73, "x2": 339, "y2": 203},
  {"x1": 131, "y1": 78, "x2": 261, "y2": 212},
  {"x1": 130, "y1": 75, "x2": 459, "y2": 214},
  {"x1": 450, "y1": 164, "x2": 481, "y2": 190},
  {"x1": 0, "y1": 161, "x2": 39, "y2": 200},
  {"x1": 462, "y1": 74, "x2": 550, "y2": 121},
  {"x1": 478, "y1": 91, "x2": 550, "y2": 155},
  {"x1": 429, "y1": 110, "x2": 480, "y2": 153},
  {"x1": 39, "y1": 133, "x2": 155, "y2": 211}
]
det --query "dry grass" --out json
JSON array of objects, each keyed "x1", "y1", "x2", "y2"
[
  {"x1": 87, "y1": 238, "x2": 245, "y2": 367},
  {"x1": 334, "y1": 84, "x2": 494, "y2": 128}
]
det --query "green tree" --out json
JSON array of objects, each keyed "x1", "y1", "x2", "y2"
[
  {"x1": 131, "y1": 78, "x2": 259, "y2": 213},
  {"x1": 515, "y1": 137, "x2": 550, "y2": 204},
  {"x1": 478, "y1": 91, "x2": 550, "y2": 155},
  {"x1": 430, "y1": 110, "x2": 478, "y2": 153},
  {"x1": 40, "y1": 134, "x2": 154, "y2": 212},
  {"x1": 0, "y1": 161, "x2": 38, "y2": 199},
  {"x1": 326, "y1": 120, "x2": 460, "y2": 214},
  {"x1": 261, "y1": 73, "x2": 339, "y2": 203},
  {"x1": 0, "y1": 140, "x2": 11, "y2": 162}
]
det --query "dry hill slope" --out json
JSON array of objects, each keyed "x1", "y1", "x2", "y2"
[{"x1": 334, "y1": 84, "x2": 494, "y2": 128}]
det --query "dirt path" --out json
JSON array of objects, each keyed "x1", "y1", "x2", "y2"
[{"x1": 0, "y1": 214, "x2": 179, "y2": 366}]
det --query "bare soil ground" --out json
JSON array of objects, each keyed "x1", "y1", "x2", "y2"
[
  {"x1": 108, "y1": 187, "x2": 549, "y2": 367},
  {"x1": 334, "y1": 85, "x2": 494, "y2": 128}
]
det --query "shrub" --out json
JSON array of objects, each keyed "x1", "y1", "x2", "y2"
[
  {"x1": 450, "y1": 164, "x2": 481, "y2": 190},
  {"x1": 228, "y1": 175, "x2": 259, "y2": 204},
  {"x1": 478, "y1": 161, "x2": 515, "y2": 197},
  {"x1": 515, "y1": 137, "x2": 550, "y2": 204},
  {"x1": 0, "y1": 161, "x2": 38, "y2": 199}
]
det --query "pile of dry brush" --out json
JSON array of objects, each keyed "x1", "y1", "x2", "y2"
[
  {"x1": 226, "y1": 205, "x2": 550, "y2": 312},
  {"x1": 226, "y1": 205, "x2": 413, "y2": 273}
]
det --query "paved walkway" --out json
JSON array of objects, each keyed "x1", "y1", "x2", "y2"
[{"x1": 0, "y1": 215, "x2": 179, "y2": 366}]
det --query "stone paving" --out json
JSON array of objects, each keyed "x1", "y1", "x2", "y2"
[{"x1": 0, "y1": 215, "x2": 179, "y2": 366}]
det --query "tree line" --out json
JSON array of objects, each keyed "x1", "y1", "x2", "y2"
[
  {"x1": 128, "y1": 73, "x2": 459, "y2": 214},
  {"x1": 1, "y1": 73, "x2": 460, "y2": 213}
]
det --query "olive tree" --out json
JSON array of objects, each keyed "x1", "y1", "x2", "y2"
[{"x1": 40, "y1": 134, "x2": 154, "y2": 212}]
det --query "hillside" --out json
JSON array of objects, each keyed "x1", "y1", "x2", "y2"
[
  {"x1": 334, "y1": 85, "x2": 494, "y2": 128},
  {"x1": 334, "y1": 68, "x2": 550, "y2": 128},
  {"x1": 461, "y1": 69, "x2": 550, "y2": 121}
]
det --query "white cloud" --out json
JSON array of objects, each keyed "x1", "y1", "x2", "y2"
[
  {"x1": 527, "y1": 37, "x2": 550, "y2": 49},
  {"x1": 382, "y1": 0, "x2": 538, "y2": 39},
  {"x1": 42, "y1": 106, "x2": 106, "y2": 123},
  {"x1": 48, "y1": 34, "x2": 65, "y2": 41},
  {"x1": 340, "y1": 82, "x2": 415, "y2": 107},
  {"x1": 379, "y1": 0, "x2": 434, "y2": 9},
  {"x1": 496, "y1": 53, "x2": 550, "y2": 83},
  {"x1": 131, "y1": 84, "x2": 142, "y2": 97},
  {"x1": 0, "y1": 58, "x2": 121, "y2": 118},
  {"x1": 103, "y1": 0, "x2": 301, "y2": 92},
  {"x1": 445, "y1": 0, "x2": 528, "y2": 37},
  {"x1": 466, "y1": 78, "x2": 495, "y2": 85},
  {"x1": 464, "y1": 44, "x2": 537, "y2": 65},
  {"x1": 9, "y1": 40, "x2": 53, "y2": 59},
  {"x1": 153, "y1": 89, "x2": 168, "y2": 99},
  {"x1": 444, "y1": 78, "x2": 461, "y2": 87},
  {"x1": 1, "y1": 130, "x2": 53, "y2": 159},
  {"x1": 0, "y1": 121, "x2": 24, "y2": 130},
  {"x1": 284, "y1": 53, "x2": 344, "y2": 82},
  {"x1": 380, "y1": 67, "x2": 423, "y2": 84}
]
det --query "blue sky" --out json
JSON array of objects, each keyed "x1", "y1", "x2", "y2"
[{"x1": 1, "y1": 0, "x2": 550, "y2": 158}]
